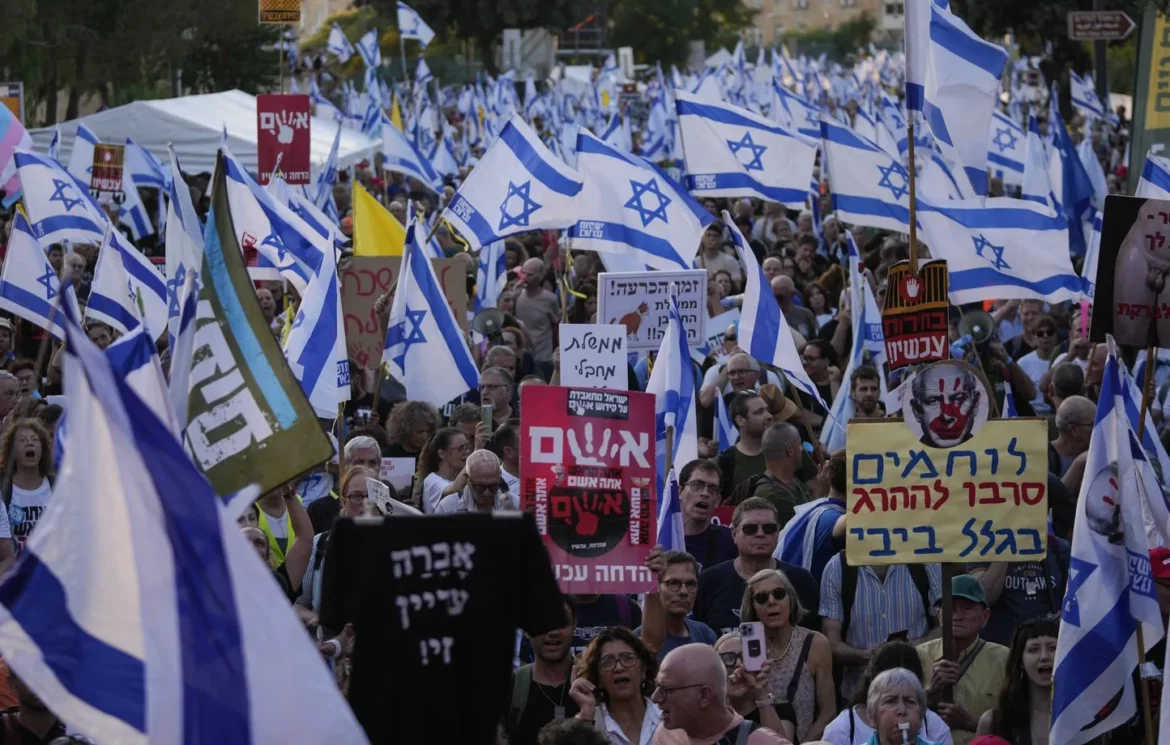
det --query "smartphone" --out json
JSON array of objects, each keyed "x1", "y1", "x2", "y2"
[
  {"x1": 740, "y1": 622, "x2": 767, "y2": 672},
  {"x1": 481, "y1": 404, "x2": 494, "y2": 430},
  {"x1": 887, "y1": 629, "x2": 910, "y2": 643}
]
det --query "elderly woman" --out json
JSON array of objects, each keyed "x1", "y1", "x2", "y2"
[
  {"x1": 864, "y1": 668, "x2": 936, "y2": 745},
  {"x1": 569, "y1": 627, "x2": 661, "y2": 745},
  {"x1": 740, "y1": 569, "x2": 836, "y2": 741},
  {"x1": 713, "y1": 633, "x2": 798, "y2": 742}
]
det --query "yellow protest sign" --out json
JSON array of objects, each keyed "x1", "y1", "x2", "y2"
[{"x1": 846, "y1": 419, "x2": 1049, "y2": 565}]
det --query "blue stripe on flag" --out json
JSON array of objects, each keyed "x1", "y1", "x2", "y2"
[
  {"x1": 930, "y1": 6, "x2": 1007, "y2": 79},
  {"x1": 0, "y1": 281, "x2": 61, "y2": 337},
  {"x1": 568, "y1": 221, "x2": 689, "y2": 268},
  {"x1": 924, "y1": 101, "x2": 954, "y2": 148},
  {"x1": 295, "y1": 277, "x2": 339, "y2": 402},
  {"x1": 683, "y1": 173, "x2": 807, "y2": 205},
  {"x1": 0, "y1": 552, "x2": 146, "y2": 730},
  {"x1": 410, "y1": 245, "x2": 480, "y2": 390},
  {"x1": 905, "y1": 82, "x2": 924, "y2": 112},
  {"x1": 1143, "y1": 157, "x2": 1170, "y2": 193},
  {"x1": 105, "y1": 332, "x2": 156, "y2": 373},
  {"x1": 964, "y1": 166, "x2": 988, "y2": 197},
  {"x1": 831, "y1": 195, "x2": 912, "y2": 225},
  {"x1": 948, "y1": 269, "x2": 1083, "y2": 295},
  {"x1": 677, "y1": 99, "x2": 798, "y2": 139},
  {"x1": 31, "y1": 216, "x2": 104, "y2": 241},
  {"x1": 449, "y1": 197, "x2": 498, "y2": 248},
  {"x1": 86, "y1": 295, "x2": 141, "y2": 332},
  {"x1": 498, "y1": 125, "x2": 583, "y2": 197},
  {"x1": 1052, "y1": 591, "x2": 1132, "y2": 724},
  {"x1": 988, "y1": 152, "x2": 1024, "y2": 173},
  {"x1": 819, "y1": 121, "x2": 885, "y2": 152}
]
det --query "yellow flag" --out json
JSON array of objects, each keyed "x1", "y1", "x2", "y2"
[
  {"x1": 390, "y1": 94, "x2": 404, "y2": 132},
  {"x1": 352, "y1": 182, "x2": 405, "y2": 256}
]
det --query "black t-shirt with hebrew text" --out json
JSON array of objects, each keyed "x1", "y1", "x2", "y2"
[{"x1": 319, "y1": 513, "x2": 567, "y2": 745}]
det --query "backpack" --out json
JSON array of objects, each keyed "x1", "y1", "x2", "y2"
[{"x1": 507, "y1": 661, "x2": 576, "y2": 732}]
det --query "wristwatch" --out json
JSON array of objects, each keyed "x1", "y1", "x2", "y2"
[{"x1": 755, "y1": 692, "x2": 775, "y2": 706}]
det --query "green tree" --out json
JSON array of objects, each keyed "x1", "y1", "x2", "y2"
[
  {"x1": 609, "y1": 0, "x2": 697, "y2": 68},
  {"x1": 693, "y1": 0, "x2": 758, "y2": 54}
]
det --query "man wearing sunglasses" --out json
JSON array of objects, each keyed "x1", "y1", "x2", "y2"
[
  {"x1": 434, "y1": 450, "x2": 518, "y2": 513},
  {"x1": 692, "y1": 498, "x2": 820, "y2": 637},
  {"x1": 1015, "y1": 315, "x2": 1062, "y2": 416}
]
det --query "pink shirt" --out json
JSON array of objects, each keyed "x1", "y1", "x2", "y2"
[{"x1": 652, "y1": 712, "x2": 793, "y2": 745}]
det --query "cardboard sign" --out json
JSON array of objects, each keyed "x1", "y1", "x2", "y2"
[
  {"x1": 379, "y1": 457, "x2": 416, "y2": 492},
  {"x1": 705, "y1": 308, "x2": 741, "y2": 360},
  {"x1": 520, "y1": 386, "x2": 657, "y2": 594},
  {"x1": 881, "y1": 260, "x2": 949, "y2": 370},
  {"x1": 597, "y1": 270, "x2": 707, "y2": 351},
  {"x1": 1090, "y1": 194, "x2": 1170, "y2": 346},
  {"x1": 90, "y1": 144, "x2": 125, "y2": 195},
  {"x1": 560, "y1": 324, "x2": 628, "y2": 390},
  {"x1": 258, "y1": 0, "x2": 300, "y2": 24},
  {"x1": 0, "y1": 82, "x2": 23, "y2": 123},
  {"x1": 257, "y1": 94, "x2": 311, "y2": 185},
  {"x1": 846, "y1": 419, "x2": 1048, "y2": 565},
  {"x1": 340, "y1": 256, "x2": 468, "y2": 369}
]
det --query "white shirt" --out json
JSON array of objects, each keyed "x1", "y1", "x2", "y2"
[
  {"x1": 821, "y1": 704, "x2": 952, "y2": 745},
  {"x1": 1016, "y1": 350, "x2": 1055, "y2": 415},
  {"x1": 700, "y1": 365, "x2": 783, "y2": 396},
  {"x1": 9, "y1": 477, "x2": 50, "y2": 548},
  {"x1": 598, "y1": 699, "x2": 661, "y2": 745},
  {"x1": 422, "y1": 472, "x2": 453, "y2": 514},
  {"x1": 435, "y1": 488, "x2": 519, "y2": 514},
  {"x1": 502, "y1": 467, "x2": 521, "y2": 497}
]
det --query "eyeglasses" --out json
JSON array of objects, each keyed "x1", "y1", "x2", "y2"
[
  {"x1": 739, "y1": 522, "x2": 779, "y2": 536},
  {"x1": 653, "y1": 683, "x2": 704, "y2": 698},
  {"x1": 802, "y1": 353, "x2": 822, "y2": 363},
  {"x1": 718, "y1": 651, "x2": 742, "y2": 668},
  {"x1": 662, "y1": 578, "x2": 698, "y2": 592},
  {"x1": 343, "y1": 492, "x2": 367, "y2": 504},
  {"x1": 725, "y1": 334, "x2": 738, "y2": 342},
  {"x1": 683, "y1": 480, "x2": 719, "y2": 496},
  {"x1": 752, "y1": 587, "x2": 789, "y2": 605},
  {"x1": 445, "y1": 442, "x2": 471, "y2": 454},
  {"x1": 1034, "y1": 328, "x2": 1055, "y2": 338},
  {"x1": 599, "y1": 652, "x2": 639, "y2": 671},
  {"x1": 727, "y1": 368, "x2": 752, "y2": 376},
  {"x1": 480, "y1": 382, "x2": 508, "y2": 391},
  {"x1": 469, "y1": 481, "x2": 498, "y2": 493}
]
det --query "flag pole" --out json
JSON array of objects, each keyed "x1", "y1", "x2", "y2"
[
  {"x1": 906, "y1": 119, "x2": 919, "y2": 275},
  {"x1": 1133, "y1": 342, "x2": 1159, "y2": 745},
  {"x1": 665, "y1": 425, "x2": 674, "y2": 485}
]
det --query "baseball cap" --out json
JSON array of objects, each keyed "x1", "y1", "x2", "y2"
[
  {"x1": 1150, "y1": 546, "x2": 1170, "y2": 580},
  {"x1": 951, "y1": 574, "x2": 987, "y2": 605}
]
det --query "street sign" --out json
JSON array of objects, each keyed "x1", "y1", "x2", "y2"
[
  {"x1": 0, "y1": 82, "x2": 23, "y2": 123},
  {"x1": 1068, "y1": 10, "x2": 1136, "y2": 41},
  {"x1": 258, "y1": 0, "x2": 300, "y2": 24}
]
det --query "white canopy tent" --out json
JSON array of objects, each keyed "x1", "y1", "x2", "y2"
[{"x1": 29, "y1": 89, "x2": 379, "y2": 179}]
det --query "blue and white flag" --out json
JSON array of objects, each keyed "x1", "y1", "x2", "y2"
[
  {"x1": 1081, "y1": 208, "x2": 1102, "y2": 300},
  {"x1": 775, "y1": 496, "x2": 846, "y2": 571},
  {"x1": 415, "y1": 56, "x2": 433, "y2": 87},
  {"x1": 656, "y1": 469, "x2": 685, "y2": 553},
  {"x1": 283, "y1": 228, "x2": 349, "y2": 419},
  {"x1": 86, "y1": 225, "x2": 168, "y2": 340},
  {"x1": 1078, "y1": 137, "x2": 1108, "y2": 209},
  {"x1": 918, "y1": 197, "x2": 1082, "y2": 305},
  {"x1": 106, "y1": 324, "x2": 179, "y2": 433},
  {"x1": 0, "y1": 212, "x2": 66, "y2": 340},
  {"x1": 646, "y1": 294, "x2": 698, "y2": 500},
  {"x1": 820, "y1": 118, "x2": 911, "y2": 233},
  {"x1": 1048, "y1": 86, "x2": 1095, "y2": 256},
  {"x1": 165, "y1": 146, "x2": 204, "y2": 348},
  {"x1": 1070, "y1": 71, "x2": 1106, "y2": 121},
  {"x1": 118, "y1": 168, "x2": 155, "y2": 241},
  {"x1": 715, "y1": 392, "x2": 739, "y2": 451},
  {"x1": 66, "y1": 122, "x2": 99, "y2": 185},
  {"x1": 441, "y1": 115, "x2": 584, "y2": 251},
  {"x1": 726, "y1": 211, "x2": 827, "y2": 411},
  {"x1": 397, "y1": 1, "x2": 436, "y2": 47},
  {"x1": 310, "y1": 80, "x2": 345, "y2": 123},
  {"x1": 356, "y1": 28, "x2": 381, "y2": 68},
  {"x1": 14, "y1": 150, "x2": 106, "y2": 245},
  {"x1": 1053, "y1": 347, "x2": 1168, "y2": 745},
  {"x1": 1003, "y1": 378, "x2": 1019, "y2": 417},
  {"x1": 46, "y1": 126, "x2": 61, "y2": 161},
  {"x1": 1136, "y1": 149, "x2": 1170, "y2": 199},
  {"x1": 327, "y1": 22, "x2": 355, "y2": 62},
  {"x1": 383, "y1": 225, "x2": 479, "y2": 407},
  {"x1": 1022, "y1": 115, "x2": 1056, "y2": 207},
  {"x1": 430, "y1": 126, "x2": 460, "y2": 178},
  {"x1": 473, "y1": 240, "x2": 507, "y2": 313},
  {"x1": 675, "y1": 90, "x2": 816, "y2": 208},
  {"x1": 569, "y1": 130, "x2": 709, "y2": 271},
  {"x1": 0, "y1": 292, "x2": 368, "y2": 745},
  {"x1": 988, "y1": 109, "x2": 1025, "y2": 187},
  {"x1": 123, "y1": 138, "x2": 169, "y2": 190},
  {"x1": 382, "y1": 113, "x2": 442, "y2": 191},
  {"x1": 168, "y1": 271, "x2": 199, "y2": 431}
]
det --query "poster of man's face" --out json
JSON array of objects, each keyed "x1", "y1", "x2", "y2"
[{"x1": 901, "y1": 361, "x2": 989, "y2": 449}]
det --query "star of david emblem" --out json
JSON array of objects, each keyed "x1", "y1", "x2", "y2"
[
  {"x1": 1062, "y1": 556, "x2": 1097, "y2": 626},
  {"x1": 36, "y1": 267, "x2": 57, "y2": 301},
  {"x1": 292, "y1": 311, "x2": 305, "y2": 330},
  {"x1": 992, "y1": 127, "x2": 1019, "y2": 154},
  {"x1": 972, "y1": 233, "x2": 1011, "y2": 270},
  {"x1": 498, "y1": 180, "x2": 542, "y2": 231},
  {"x1": 876, "y1": 161, "x2": 910, "y2": 201},
  {"x1": 804, "y1": 108, "x2": 820, "y2": 130},
  {"x1": 261, "y1": 231, "x2": 289, "y2": 264},
  {"x1": 625, "y1": 178, "x2": 672, "y2": 228},
  {"x1": 385, "y1": 307, "x2": 428, "y2": 370},
  {"x1": 727, "y1": 131, "x2": 767, "y2": 171},
  {"x1": 48, "y1": 179, "x2": 83, "y2": 213},
  {"x1": 166, "y1": 265, "x2": 198, "y2": 317},
  {"x1": 417, "y1": 128, "x2": 435, "y2": 156}
]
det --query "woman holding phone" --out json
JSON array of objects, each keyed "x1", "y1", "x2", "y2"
[
  {"x1": 713, "y1": 633, "x2": 798, "y2": 742},
  {"x1": 740, "y1": 569, "x2": 837, "y2": 741}
]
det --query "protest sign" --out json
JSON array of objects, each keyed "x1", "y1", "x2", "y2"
[
  {"x1": 256, "y1": 94, "x2": 311, "y2": 185},
  {"x1": 258, "y1": 0, "x2": 300, "y2": 24},
  {"x1": 340, "y1": 256, "x2": 468, "y2": 369},
  {"x1": 0, "y1": 82, "x2": 23, "y2": 122},
  {"x1": 705, "y1": 308, "x2": 740, "y2": 360},
  {"x1": 90, "y1": 144, "x2": 125, "y2": 196},
  {"x1": 598, "y1": 270, "x2": 707, "y2": 351},
  {"x1": 845, "y1": 419, "x2": 1048, "y2": 565},
  {"x1": 520, "y1": 385, "x2": 657, "y2": 594},
  {"x1": 881, "y1": 260, "x2": 949, "y2": 370},
  {"x1": 560, "y1": 324, "x2": 628, "y2": 390},
  {"x1": 1090, "y1": 194, "x2": 1170, "y2": 346},
  {"x1": 900, "y1": 360, "x2": 991, "y2": 448},
  {"x1": 379, "y1": 457, "x2": 416, "y2": 492}
]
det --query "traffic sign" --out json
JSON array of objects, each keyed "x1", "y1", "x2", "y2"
[{"x1": 1068, "y1": 11, "x2": 1136, "y2": 41}]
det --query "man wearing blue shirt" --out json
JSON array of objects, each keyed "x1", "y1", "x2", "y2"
[{"x1": 638, "y1": 548, "x2": 717, "y2": 661}]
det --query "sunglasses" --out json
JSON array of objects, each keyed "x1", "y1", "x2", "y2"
[
  {"x1": 719, "y1": 651, "x2": 742, "y2": 668},
  {"x1": 752, "y1": 587, "x2": 789, "y2": 605},
  {"x1": 739, "y1": 522, "x2": 779, "y2": 536},
  {"x1": 1034, "y1": 327, "x2": 1055, "y2": 338}
]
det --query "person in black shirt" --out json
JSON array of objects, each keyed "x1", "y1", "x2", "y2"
[
  {"x1": 506, "y1": 599, "x2": 581, "y2": 745},
  {"x1": 678, "y1": 459, "x2": 737, "y2": 570},
  {"x1": 3, "y1": 671, "x2": 66, "y2": 744},
  {"x1": 383, "y1": 400, "x2": 441, "y2": 458}
]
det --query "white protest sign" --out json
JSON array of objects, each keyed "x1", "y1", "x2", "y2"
[
  {"x1": 365, "y1": 476, "x2": 423, "y2": 517},
  {"x1": 597, "y1": 269, "x2": 707, "y2": 351},
  {"x1": 705, "y1": 308, "x2": 740, "y2": 360},
  {"x1": 560, "y1": 324, "x2": 628, "y2": 390},
  {"x1": 379, "y1": 458, "x2": 416, "y2": 492}
]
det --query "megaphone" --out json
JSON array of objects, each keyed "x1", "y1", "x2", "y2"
[
  {"x1": 472, "y1": 308, "x2": 507, "y2": 345},
  {"x1": 958, "y1": 310, "x2": 996, "y2": 347}
]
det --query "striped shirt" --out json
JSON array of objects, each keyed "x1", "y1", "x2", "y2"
[{"x1": 818, "y1": 555, "x2": 942, "y2": 700}]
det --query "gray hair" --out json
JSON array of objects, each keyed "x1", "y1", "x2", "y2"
[
  {"x1": 465, "y1": 449, "x2": 501, "y2": 474},
  {"x1": 727, "y1": 352, "x2": 760, "y2": 372},
  {"x1": 0, "y1": 371, "x2": 17, "y2": 385},
  {"x1": 740, "y1": 569, "x2": 804, "y2": 627},
  {"x1": 1055, "y1": 395, "x2": 1096, "y2": 433},
  {"x1": 485, "y1": 345, "x2": 516, "y2": 365},
  {"x1": 865, "y1": 668, "x2": 927, "y2": 722},
  {"x1": 761, "y1": 422, "x2": 801, "y2": 461},
  {"x1": 482, "y1": 366, "x2": 515, "y2": 387},
  {"x1": 344, "y1": 435, "x2": 380, "y2": 458}
]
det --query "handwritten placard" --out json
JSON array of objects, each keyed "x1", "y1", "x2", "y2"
[
  {"x1": 845, "y1": 419, "x2": 1048, "y2": 565},
  {"x1": 705, "y1": 308, "x2": 740, "y2": 360},
  {"x1": 597, "y1": 270, "x2": 707, "y2": 352},
  {"x1": 560, "y1": 324, "x2": 628, "y2": 390},
  {"x1": 379, "y1": 457, "x2": 416, "y2": 492}
]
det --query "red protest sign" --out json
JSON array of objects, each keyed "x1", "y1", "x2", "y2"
[
  {"x1": 90, "y1": 144, "x2": 125, "y2": 195},
  {"x1": 257, "y1": 94, "x2": 311, "y2": 185},
  {"x1": 520, "y1": 386, "x2": 657, "y2": 594},
  {"x1": 881, "y1": 260, "x2": 949, "y2": 370}
]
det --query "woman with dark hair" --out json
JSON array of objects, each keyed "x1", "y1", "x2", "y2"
[
  {"x1": 568, "y1": 283, "x2": 598, "y2": 324},
  {"x1": 416, "y1": 427, "x2": 469, "y2": 514},
  {"x1": 0, "y1": 418, "x2": 53, "y2": 561},
  {"x1": 976, "y1": 615, "x2": 1058, "y2": 745},
  {"x1": 384, "y1": 400, "x2": 441, "y2": 459},
  {"x1": 821, "y1": 641, "x2": 953, "y2": 745},
  {"x1": 568, "y1": 627, "x2": 660, "y2": 745},
  {"x1": 803, "y1": 281, "x2": 837, "y2": 329}
]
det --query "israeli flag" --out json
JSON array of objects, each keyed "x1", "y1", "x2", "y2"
[
  {"x1": 1136, "y1": 149, "x2": 1170, "y2": 199},
  {"x1": 66, "y1": 122, "x2": 99, "y2": 184},
  {"x1": 1053, "y1": 348, "x2": 1168, "y2": 745},
  {"x1": 430, "y1": 126, "x2": 460, "y2": 179},
  {"x1": 87, "y1": 226, "x2": 168, "y2": 340},
  {"x1": 1070, "y1": 71, "x2": 1106, "y2": 121},
  {"x1": 473, "y1": 240, "x2": 507, "y2": 313},
  {"x1": 382, "y1": 112, "x2": 442, "y2": 191},
  {"x1": 1081, "y1": 208, "x2": 1102, "y2": 299},
  {"x1": 118, "y1": 168, "x2": 155, "y2": 240},
  {"x1": 726, "y1": 210, "x2": 827, "y2": 411},
  {"x1": 646, "y1": 294, "x2": 698, "y2": 500},
  {"x1": 570, "y1": 130, "x2": 709, "y2": 271},
  {"x1": 416, "y1": 56, "x2": 433, "y2": 87},
  {"x1": 1048, "y1": 86, "x2": 1095, "y2": 256},
  {"x1": 397, "y1": 1, "x2": 435, "y2": 47},
  {"x1": 356, "y1": 28, "x2": 381, "y2": 68},
  {"x1": 988, "y1": 110, "x2": 1025, "y2": 187},
  {"x1": 327, "y1": 22, "x2": 355, "y2": 63},
  {"x1": 0, "y1": 293, "x2": 368, "y2": 745},
  {"x1": 442, "y1": 115, "x2": 584, "y2": 251},
  {"x1": 1078, "y1": 137, "x2": 1109, "y2": 208},
  {"x1": 656, "y1": 469, "x2": 685, "y2": 553},
  {"x1": 774, "y1": 496, "x2": 846, "y2": 571},
  {"x1": 165, "y1": 146, "x2": 204, "y2": 348},
  {"x1": 820, "y1": 118, "x2": 911, "y2": 233},
  {"x1": 123, "y1": 138, "x2": 169, "y2": 190},
  {"x1": 1021, "y1": 115, "x2": 1056, "y2": 206},
  {"x1": 917, "y1": 197, "x2": 1082, "y2": 305},
  {"x1": 106, "y1": 324, "x2": 179, "y2": 434},
  {"x1": 675, "y1": 90, "x2": 816, "y2": 208},
  {"x1": 1002, "y1": 378, "x2": 1019, "y2": 418},
  {"x1": 0, "y1": 212, "x2": 66, "y2": 340},
  {"x1": 715, "y1": 393, "x2": 739, "y2": 451},
  {"x1": 313, "y1": 127, "x2": 341, "y2": 209},
  {"x1": 46, "y1": 126, "x2": 61, "y2": 161},
  {"x1": 283, "y1": 230, "x2": 349, "y2": 419},
  {"x1": 167, "y1": 271, "x2": 199, "y2": 431},
  {"x1": 14, "y1": 150, "x2": 106, "y2": 245},
  {"x1": 383, "y1": 225, "x2": 479, "y2": 407}
]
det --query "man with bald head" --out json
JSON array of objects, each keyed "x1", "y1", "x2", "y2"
[
  {"x1": 515, "y1": 257, "x2": 560, "y2": 380},
  {"x1": 761, "y1": 256, "x2": 784, "y2": 283},
  {"x1": 1048, "y1": 395, "x2": 1096, "y2": 478},
  {"x1": 750, "y1": 423, "x2": 813, "y2": 529},
  {"x1": 435, "y1": 449, "x2": 518, "y2": 513},
  {"x1": 770, "y1": 276, "x2": 816, "y2": 340},
  {"x1": 651, "y1": 644, "x2": 791, "y2": 744}
]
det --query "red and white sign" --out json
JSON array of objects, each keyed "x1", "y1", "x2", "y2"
[
  {"x1": 521, "y1": 386, "x2": 657, "y2": 594},
  {"x1": 256, "y1": 94, "x2": 311, "y2": 185}
]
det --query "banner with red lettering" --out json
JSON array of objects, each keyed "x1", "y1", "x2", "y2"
[
  {"x1": 520, "y1": 386, "x2": 657, "y2": 594},
  {"x1": 256, "y1": 94, "x2": 311, "y2": 185}
]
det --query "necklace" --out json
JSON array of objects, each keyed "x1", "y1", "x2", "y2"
[
  {"x1": 767, "y1": 629, "x2": 795, "y2": 663},
  {"x1": 533, "y1": 668, "x2": 568, "y2": 721}
]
